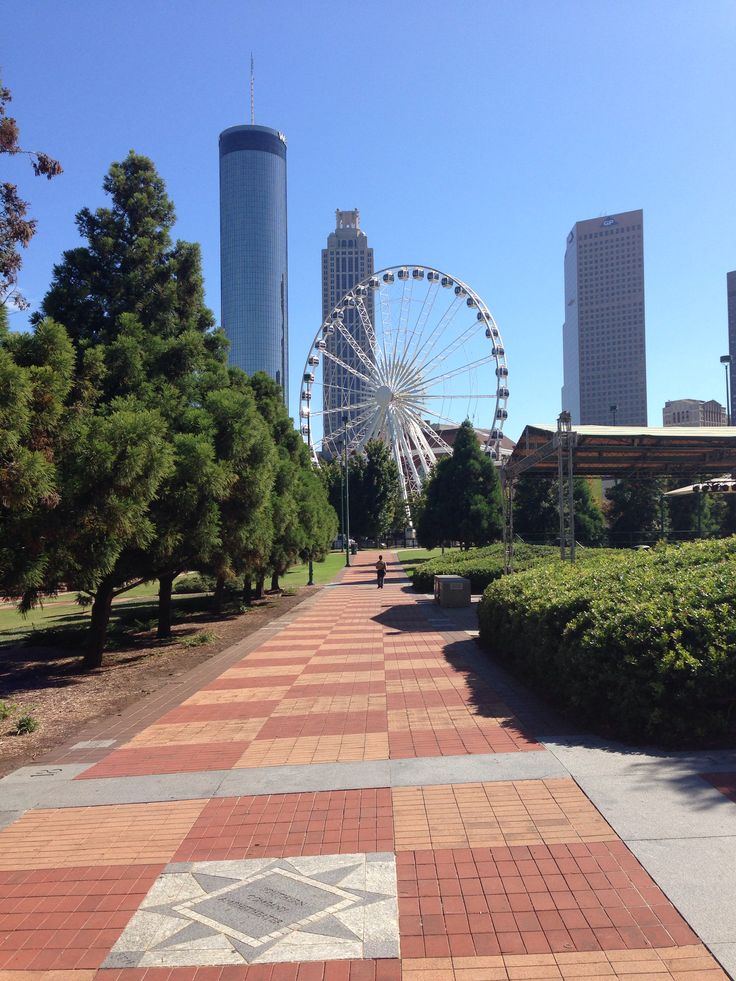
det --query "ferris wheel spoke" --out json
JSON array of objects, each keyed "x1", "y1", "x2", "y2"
[
  {"x1": 421, "y1": 393, "x2": 497, "y2": 399},
  {"x1": 331, "y1": 317, "x2": 376, "y2": 375},
  {"x1": 378, "y1": 283, "x2": 394, "y2": 369},
  {"x1": 321, "y1": 348, "x2": 373, "y2": 385},
  {"x1": 392, "y1": 276, "x2": 413, "y2": 368},
  {"x1": 306, "y1": 399, "x2": 375, "y2": 419},
  {"x1": 400, "y1": 399, "x2": 465, "y2": 429},
  {"x1": 391, "y1": 410, "x2": 424, "y2": 494},
  {"x1": 352, "y1": 404, "x2": 387, "y2": 456},
  {"x1": 355, "y1": 295, "x2": 379, "y2": 362},
  {"x1": 405, "y1": 278, "x2": 440, "y2": 359},
  {"x1": 399, "y1": 404, "x2": 450, "y2": 469},
  {"x1": 403, "y1": 416, "x2": 434, "y2": 479},
  {"x1": 397, "y1": 293, "x2": 466, "y2": 383},
  {"x1": 415, "y1": 416, "x2": 453, "y2": 455},
  {"x1": 415, "y1": 317, "x2": 486, "y2": 375},
  {"x1": 422, "y1": 354, "x2": 495, "y2": 388}
]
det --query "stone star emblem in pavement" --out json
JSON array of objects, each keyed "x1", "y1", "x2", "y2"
[{"x1": 105, "y1": 853, "x2": 399, "y2": 966}]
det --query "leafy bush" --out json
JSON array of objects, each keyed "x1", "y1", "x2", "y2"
[
  {"x1": 173, "y1": 573, "x2": 215, "y2": 595},
  {"x1": 478, "y1": 537, "x2": 736, "y2": 745},
  {"x1": 412, "y1": 543, "x2": 566, "y2": 592},
  {"x1": 0, "y1": 700, "x2": 14, "y2": 721}
]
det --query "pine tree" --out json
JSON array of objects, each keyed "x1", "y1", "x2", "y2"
[
  {"x1": 513, "y1": 476, "x2": 606, "y2": 545},
  {"x1": 606, "y1": 477, "x2": 667, "y2": 546},
  {"x1": 29, "y1": 153, "x2": 237, "y2": 664},
  {"x1": 417, "y1": 420, "x2": 503, "y2": 549}
]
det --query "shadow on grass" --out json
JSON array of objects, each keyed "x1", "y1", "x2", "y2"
[{"x1": 0, "y1": 592, "x2": 260, "y2": 700}]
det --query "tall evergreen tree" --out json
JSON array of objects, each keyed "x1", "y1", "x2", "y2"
[
  {"x1": 207, "y1": 372, "x2": 276, "y2": 607},
  {"x1": 347, "y1": 439, "x2": 401, "y2": 543},
  {"x1": 417, "y1": 420, "x2": 503, "y2": 549},
  {"x1": 606, "y1": 476, "x2": 667, "y2": 546},
  {"x1": 0, "y1": 76, "x2": 63, "y2": 309},
  {"x1": 0, "y1": 316, "x2": 74, "y2": 598},
  {"x1": 250, "y1": 372, "x2": 337, "y2": 591},
  {"x1": 28, "y1": 153, "x2": 241, "y2": 664},
  {"x1": 513, "y1": 476, "x2": 606, "y2": 545}
]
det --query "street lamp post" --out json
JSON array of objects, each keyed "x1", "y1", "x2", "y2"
[
  {"x1": 343, "y1": 415, "x2": 351, "y2": 567},
  {"x1": 306, "y1": 409, "x2": 314, "y2": 586},
  {"x1": 609, "y1": 403, "x2": 618, "y2": 426},
  {"x1": 720, "y1": 355, "x2": 731, "y2": 426}
]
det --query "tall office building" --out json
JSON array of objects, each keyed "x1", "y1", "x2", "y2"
[
  {"x1": 321, "y1": 209, "x2": 374, "y2": 444},
  {"x1": 562, "y1": 209, "x2": 647, "y2": 425},
  {"x1": 219, "y1": 124, "x2": 288, "y2": 401},
  {"x1": 728, "y1": 271, "x2": 736, "y2": 423}
]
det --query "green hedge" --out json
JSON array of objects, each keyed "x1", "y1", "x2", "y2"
[
  {"x1": 478, "y1": 538, "x2": 736, "y2": 745},
  {"x1": 411, "y1": 543, "x2": 565, "y2": 593}
]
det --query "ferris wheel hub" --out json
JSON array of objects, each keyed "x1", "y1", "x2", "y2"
[{"x1": 375, "y1": 384, "x2": 393, "y2": 408}]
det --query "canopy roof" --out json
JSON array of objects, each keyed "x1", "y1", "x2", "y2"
[{"x1": 506, "y1": 424, "x2": 736, "y2": 479}]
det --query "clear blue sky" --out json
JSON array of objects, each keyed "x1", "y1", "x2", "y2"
[{"x1": 3, "y1": 0, "x2": 735, "y2": 440}]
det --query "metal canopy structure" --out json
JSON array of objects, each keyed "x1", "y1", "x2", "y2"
[
  {"x1": 501, "y1": 416, "x2": 736, "y2": 569},
  {"x1": 506, "y1": 423, "x2": 736, "y2": 480}
]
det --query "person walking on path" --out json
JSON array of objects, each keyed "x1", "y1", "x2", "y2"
[{"x1": 375, "y1": 554, "x2": 387, "y2": 589}]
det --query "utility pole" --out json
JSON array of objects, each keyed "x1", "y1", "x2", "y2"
[
  {"x1": 343, "y1": 416, "x2": 351, "y2": 567},
  {"x1": 720, "y1": 355, "x2": 731, "y2": 425}
]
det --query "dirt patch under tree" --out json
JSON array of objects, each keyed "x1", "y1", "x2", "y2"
[{"x1": 0, "y1": 589, "x2": 314, "y2": 777}]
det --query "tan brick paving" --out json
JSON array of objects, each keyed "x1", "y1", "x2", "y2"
[
  {"x1": 0, "y1": 800, "x2": 206, "y2": 869},
  {"x1": 393, "y1": 780, "x2": 616, "y2": 850},
  {"x1": 402, "y1": 947, "x2": 727, "y2": 980}
]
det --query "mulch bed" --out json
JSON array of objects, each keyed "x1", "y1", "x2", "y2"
[{"x1": 0, "y1": 589, "x2": 314, "y2": 777}]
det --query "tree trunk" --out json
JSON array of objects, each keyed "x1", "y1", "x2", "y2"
[
  {"x1": 83, "y1": 576, "x2": 116, "y2": 670},
  {"x1": 157, "y1": 572, "x2": 174, "y2": 638},
  {"x1": 242, "y1": 577, "x2": 252, "y2": 605},
  {"x1": 255, "y1": 576, "x2": 265, "y2": 600},
  {"x1": 211, "y1": 574, "x2": 226, "y2": 612},
  {"x1": 270, "y1": 572, "x2": 280, "y2": 592}
]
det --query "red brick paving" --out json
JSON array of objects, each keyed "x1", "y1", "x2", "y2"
[
  {"x1": 0, "y1": 865, "x2": 161, "y2": 971},
  {"x1": 0, "y1": 554, "x2": 723, "y2": 979},
  {"x1": 77, "y1": 742, "x2": 248, "y2": 779},
  {"x1": 93, "y1": 962, "x2": 401, "y2": 980},
  {"x1": 69, "y1": 554, "x2": 540, "y2": 779},
  {"x1": 396, "y1": 841, "x2": 699, "y2": 958},
  {"x1": 173, "y1": 788, "x2": 395, "y2": 862},
  {"x1": 701, "y1": 772, "x2": 736, "y2": 803}
]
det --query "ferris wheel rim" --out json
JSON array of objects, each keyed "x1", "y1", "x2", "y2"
[{"x1": 299, "y1": 264, "x2": 509, "y2": 499}]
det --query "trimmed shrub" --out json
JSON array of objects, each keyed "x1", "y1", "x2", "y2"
[
  {"x1": 478, "y1": 537, "x2": 736, "y2": 745},
  {"x1": 173, "y1": 573, "x2": 215, "y2": 595},
  {"x1": 412, "y1": 543, "x2": 568, "y2": 593}
]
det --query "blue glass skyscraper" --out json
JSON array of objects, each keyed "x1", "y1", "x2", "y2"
[{"x1": 219, "y1": 124, "x2": 288, "y2": 401}]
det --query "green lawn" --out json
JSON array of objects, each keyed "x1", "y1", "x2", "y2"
[
  {"x1": 0, "y1": 558, "x2": 346, "y2": 647},
  {"x1": 0, "y1": 582, "x2": 200, "y2": 647},
  {"x1": 282, "y1": 551, "x2": 347, "y2": 588},
  {"x1": 396, "y1": 547, "x2": 459, "y2": 578}
]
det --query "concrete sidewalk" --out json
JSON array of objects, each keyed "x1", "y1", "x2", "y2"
[{"x1": 0, "y1": 552, "x2": 733, "y2": 980}]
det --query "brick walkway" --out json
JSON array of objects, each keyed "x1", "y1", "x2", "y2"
[{"x1": 0, "y1": 553, "x2": 728, "y2": 980}]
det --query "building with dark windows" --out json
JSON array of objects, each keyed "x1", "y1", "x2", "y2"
[
  {"x1": 728, "y1": 270, "x2": 736, "y2": 424},
  {"x1": 321, "y1": 209, "x2": 374, "y2": 445},
  {"x1": 219, "y1": 124, "x2": 288, "y2": 402},
  {"x1": 562, "y1": 209, "x2": 647, "y2": 425}
]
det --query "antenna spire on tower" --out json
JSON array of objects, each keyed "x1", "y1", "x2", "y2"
[{"x1": 250, "y1": 54, "x2": 255, "y2": 125}]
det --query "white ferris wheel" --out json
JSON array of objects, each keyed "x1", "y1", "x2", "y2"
[{"x1": 299, "y1": 265, "x2": 508, "y2": 509}]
